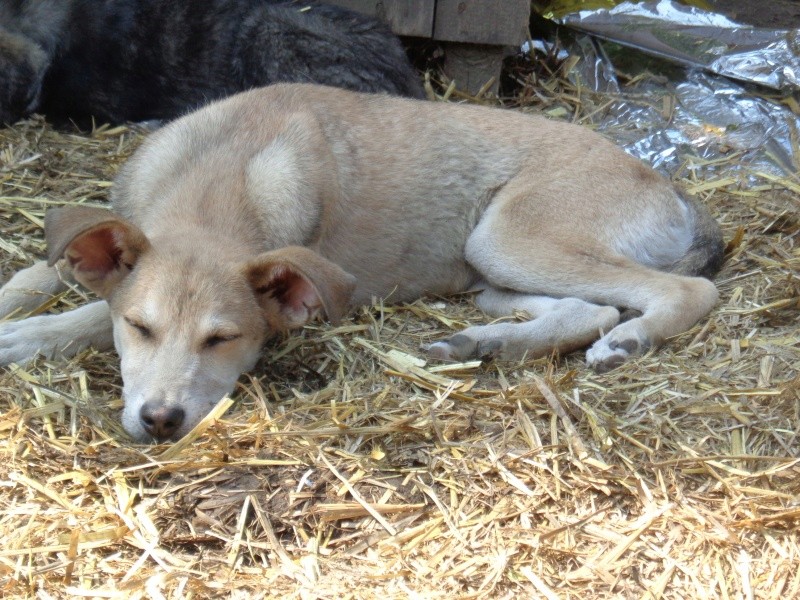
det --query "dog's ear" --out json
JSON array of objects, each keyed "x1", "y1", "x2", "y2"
[
  {"x1": 245, "y1": 247, "x2": 356, "y2": 330},
  {"x1": 45, "y1": 206, "x2": 151, "y2": 298}
]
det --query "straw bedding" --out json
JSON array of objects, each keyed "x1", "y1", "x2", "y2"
[{"x1": 0, "y1": 67, "x2": 798, "y2": 598}]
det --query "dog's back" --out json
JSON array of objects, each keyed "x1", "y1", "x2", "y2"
[{"x1": 113, "y1": 84, "x2": 723, "y2": 303}]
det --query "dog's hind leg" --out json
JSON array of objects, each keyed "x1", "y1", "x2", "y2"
[
  {"x1": 428, "y1": 286, "x2": 620, "y2": 361},
  {"x1": 0, "y1": 300, "x2": 113, "y2": 365},
  {"x1": 583, "y1": 273, "x2": 718, "y2": 371},
  {"x1": 439, "y1": 188, "x2": 719, "y2": 371},
  {"x1": 0, "y1": 261, "x2": 71, "y2": 319}
]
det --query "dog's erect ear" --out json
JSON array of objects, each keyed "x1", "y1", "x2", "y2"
[
  {"x1": 245, "y1": 247, "x2": 356, "y2": 330},
  {"x1": 45, "y1": 206, "x2": 151, "y2": 298}
]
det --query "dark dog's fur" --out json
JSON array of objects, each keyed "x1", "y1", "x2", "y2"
[{"x1": 0, "y1": 0, "x2": 424, "y2": 126}]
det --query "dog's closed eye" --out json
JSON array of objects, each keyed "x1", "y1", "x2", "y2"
[
  {"x1": 124, "y1": 316, "x2": 152, "y2": 339},
  {"x1": 204, "y1": 333, "x2": 242, "y2": 349}
]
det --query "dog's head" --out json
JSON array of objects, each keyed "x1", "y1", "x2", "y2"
[
  {"x1": 45, "y1": 206, "x2": 356, "y2": 442},
  {"x1": 0, "y1": 28, "x2": 48, "y2": 125}
]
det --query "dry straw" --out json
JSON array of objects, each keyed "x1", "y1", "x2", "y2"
[{"x1": 0, "y1": 61, "x2": 798, "y2": 598}]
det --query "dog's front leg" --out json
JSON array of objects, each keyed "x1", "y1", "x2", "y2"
[
  {"x1": 0, "y1": 260, "x2": 71, "y2": 319},
  {"x1": 0, "y1": 300, "x2": 113, "y2": 365}
]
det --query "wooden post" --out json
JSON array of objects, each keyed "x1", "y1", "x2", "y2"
[
  {"x1": 442, "y1": 44, "x2": 507, "y2": 95},
  {"x1": 434, "y1": 0, "x2": 530, "y2": 95},
  {"x1": 325, "y1": 0, "x2": 531, "y2": 96}
]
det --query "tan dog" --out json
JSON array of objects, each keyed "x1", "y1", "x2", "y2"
[{"x1": 0, "y1": 84, "x2": 723, "y2": 442}]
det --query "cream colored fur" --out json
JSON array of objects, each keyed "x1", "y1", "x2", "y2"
[{"x1": 0, "y1": 84, "x2": 722, "y2": 442}]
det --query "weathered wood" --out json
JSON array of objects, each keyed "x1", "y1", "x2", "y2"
[
  {"x1": 434, "y1": 0, "x2": 530, "y2": 45},
  {"x1": 327, "y1": 0, "x2": 436, "y2": 37},
  {"x1": 442, "y1": 43, "x2": 505, "y2": 95},
  {"x1": 327, "y1": 0, "x2": 532, "y2": 97}
]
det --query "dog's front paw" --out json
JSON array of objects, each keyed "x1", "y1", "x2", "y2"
[
  {"x1": 586, "y1": 325, "x2": 651, "y2": 373},
  {"x1": 427, "y1": 333, "x2": 503, "y2": 361},
  {"x1": 0, "y1": 318, "x2": 52, "y2": 366}
]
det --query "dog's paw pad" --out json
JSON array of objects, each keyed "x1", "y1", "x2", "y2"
[
  {"x1": 587, "y1": 333, "x2": 651, "y2": 373},
  {"x1": 428, "y1": 334, "x2": 478, "y2": 361},
  {"x1": 591, "y1": 351, "x2": 628, "y2": 373},
  {"x1": 475, "y1": 339, "x2": 504, "y2": 360},
  {"x1": 586, "y1": 343, "x2": 630, "y2": 373},
  {"x1": 608, "y1": 338, "x2": 643, "y2": 355},
  {"x1": 428, "y1": 334, "x2": 504, "y2": 361}
]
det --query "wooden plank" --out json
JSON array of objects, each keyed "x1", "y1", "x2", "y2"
[
  {"x1": 434, "y1": 0, "x2": 530, "y2": 45},
  {"x1": 326, "y1": 0, "x2": 436, "y2": 37},
  {"x1": 443, "y1": 43, "x2": 504, "y2": 94}
]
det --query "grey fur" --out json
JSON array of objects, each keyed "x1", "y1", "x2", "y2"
[{"x1": 0, "y1": 0, "x2": 424, "y2": 126}]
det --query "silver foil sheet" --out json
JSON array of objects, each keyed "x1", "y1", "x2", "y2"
[
  {"x1": 553, "y1": 0, "x2": 800, "y2": 91},
  {"x1": 537, "y1": 1, "x2": 800, "y2": 178}
]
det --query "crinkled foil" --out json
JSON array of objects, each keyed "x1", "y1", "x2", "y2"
[
  {"x1": 553, "y1": 0, "x2": 800, "y2": 90},
  {"x1": 534, "y1": 0, "x2": 800, "y2": 177}
]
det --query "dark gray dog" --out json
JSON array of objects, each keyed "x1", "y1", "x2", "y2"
[{"x1": 0, "y1": 0, "x2": 424, "y2": 126}]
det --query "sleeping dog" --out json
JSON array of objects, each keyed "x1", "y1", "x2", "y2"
[
  {"x1": 0, "y1": 0, "x2": 424, "y2": 127},
  {"x1": 0, "y1": 84, "x2": 724, "y2": 442}
]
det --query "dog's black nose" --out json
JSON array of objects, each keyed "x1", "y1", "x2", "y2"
[{"x1": 140, "y1": 401, "x2": 185, "y2": 441}]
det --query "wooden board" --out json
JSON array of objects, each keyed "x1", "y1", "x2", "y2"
[
  {"x1": 434, "y1": 0, "x2": 530, "y2": 45},
  {"x1": 327, "y1": 0, "x2": 436, "y2": 37},
  {"x1": 443, "y1": 44, "x2": 505, "y2": 94}
]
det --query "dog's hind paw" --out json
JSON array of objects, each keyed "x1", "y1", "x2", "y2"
[
  {"x1": 427, "y1": 334, "x2": 503, "y2": 361},
  {"x1": 586, "y1": 327, "x2": 650, "y2": 373}
]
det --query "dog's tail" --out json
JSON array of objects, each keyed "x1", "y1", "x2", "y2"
[{"x1": 669, "y1": 192, "x2": 725, "y2": 279}]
